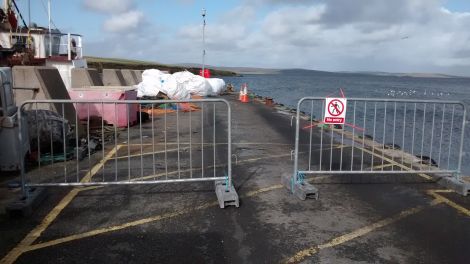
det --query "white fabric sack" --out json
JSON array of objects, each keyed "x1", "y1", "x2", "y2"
[
  {"x1": 172, "y1": 71, "x2": 194, "y2": 83},
  {"x1": 136, "y1": 79, "x2": 162, "y2": 97},
  {"x1": 136, "y1": 69, "x2": 166, "y2": 97},
  {"x1": 137, "y1": 69, "x2": 189, "y2": 99},
  {"x1": 142, "y1": 69, "x2": 165, "y2": 79},
  {"x1": 206, "y1": 78, "x2": 226, "y2": 95},
  {"x1": 137, "y1": 69, "x2": 218, "y2": 99},
  {"x1": 172, "y1": 71, "x2": 211, "y2": 96},
  {"x1": 159, "y1": 74, "x2": 190, "y2": 100}
]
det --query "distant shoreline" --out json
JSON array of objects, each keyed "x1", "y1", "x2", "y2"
[
  {"x1": 231, "y1": 69, "x2": 469, "y2": 79},
  {"x1": 337, "y1": 71, "x2": 468, "y2": 79},
  {"x1": 86, "y1": 57, "x2": 469, "y2": 79}
]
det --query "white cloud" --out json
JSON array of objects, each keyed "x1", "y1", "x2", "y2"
[
  {"x1": 83, "y1": 0, "x2": 134, "y2": 14},
  {"x1": 82, "y1": 0, "x2": 145, "y2": 34},
  {"x1": 262, "y1": 5, "x2": 326, "y2": 38},
  {"x1": 103, "y1": 10, "x2": 145, "y2": 33}
]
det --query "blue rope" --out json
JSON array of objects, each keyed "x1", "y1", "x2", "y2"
[
  {"x1": 224, "y1": 170, "x2": 230, "y2": 191},
  {"x1": 297, "y1": 172, "x2": 305, "y2": 184},
  {"x1": 290, "y1": 172, "x2": 305, "y2": 193},
  {"x1": 290, "y1": 176, "x2": 294, "y2": 193}
]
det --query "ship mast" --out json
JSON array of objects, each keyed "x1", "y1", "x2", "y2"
[
  {"x1": 201, "y1": 8, "x2": 206, "y2": 75},
  {"x1": 28, "y1": 0, "x2": 30, "y2": 28},
  {"x1": 48, "y1": 0, "x2": 52, "y2": 56}
]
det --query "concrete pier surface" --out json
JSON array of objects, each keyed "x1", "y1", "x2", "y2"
[{"x1": 1, "y1": 93, "x2": 469, "y2": 264}]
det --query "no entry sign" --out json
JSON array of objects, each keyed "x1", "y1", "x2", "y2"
[{"x1": 324, "y1": 98, "x2": 347, "y2": 124}]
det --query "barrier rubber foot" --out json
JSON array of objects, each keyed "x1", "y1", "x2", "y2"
[
  {"x1": 215, "y1": 180, "x2": 239, "y2": 209},
  {"x1": 281, "y1": 173, "x2": 319, "y2": 200},
  {"x1": 6, "y1": 187, "x2": 48, "y2": 217}
]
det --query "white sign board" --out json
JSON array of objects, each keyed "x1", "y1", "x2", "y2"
[{"x1": 324, "y1": 98, "x2": 347, "y2": 124}]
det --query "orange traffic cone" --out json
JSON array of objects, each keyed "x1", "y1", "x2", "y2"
[
  {"x1": 240, "y1": 83, "x2": 250, "y2": 103},
  {"x1": 241, "y1": 94, "x2": 249, "y2": 103},
  {"x1": 241, "y1": 83, "x2": 250, "y2": 103},
  {"x1": 239, "y1": 83, "x2": 247, "y2": 101}
]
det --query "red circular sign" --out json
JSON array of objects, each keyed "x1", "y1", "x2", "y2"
[{"x1": 327, "y1": 99, "x2": 344, "y2": 117}]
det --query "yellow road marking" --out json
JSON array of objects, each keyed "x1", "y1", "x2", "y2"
[
  {"x1": 26, "y1": 201, "x2": 219, "y2": 252},
  {"x1": 76, "y1": 186, "x2": 103, "y2": 191},
  {"x1": 24, "y1": 187, "x2": 468, "y2": 260},
  {"x1": 415, "y1": 173, "x2": 433, "y2": 180},
  {"x1": 25, "y1": 182, "x2": 288, "y2": 252},
  {"x1": 3, "y1": 136, "x2": 466, "y2": 263},
  {"x1": 357, "y1": 147, "x2": 433, "y2": 180},
  {"x1": 114, "y1": 147, "x2": 181, "y2": 160},
  {"x1": 129, "y1": 146, "x2": 343, "y2": 182},
  {"x1": 82, "y1": 146, "x2": 122, "y2": 183},
  {"x1": 9, "y1": 148, "x2": 318, "y2": 258},
  {"x1": 20, "y1": 174, "x2": 337, "y2": 252},
  {"x1": 353, "y1": 147, "x2": 469, "y2": 216},
  {"x1": 117, "y1": 143, "x2": 343, "y2": 162},
  {"x1": 130, "y1": 152, "x2": 301, "y2": 181},
  {"x1": 433, "y1": 189, "x2": 454, "y2": 193},
  {"x1": 244, "y1": 184, "x2": 283, "y2": 197},
  {"x1": 0, "y1": 146, "x2": 120, "y2": 264},
  {"x1": 355, "y1": 148, "x2": 470, "y2": 216},
  {"x1": 124, "y1": 142, "x2": 310, "y2": 146},
  {"x1": 370, "y1": 164, "x2": 395, "y2": 170},
  {"x1": 427, "y1": 190, "x2": 470, "y2": 217},
  {"x1": 285, "y1": 199, "x2": 442, "y2": 264}
]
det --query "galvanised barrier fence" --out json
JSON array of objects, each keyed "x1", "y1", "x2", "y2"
[
  {"x1": 18, "y1": 99, "x2": 238, "y2": 208},
  {"x1": 285, "y1": 97, "x2": 468, "y2": 199}
]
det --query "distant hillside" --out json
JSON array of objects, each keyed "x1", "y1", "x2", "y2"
[
  {"x1": 87, "y1": 58, "x2": 467, "y2": 78},
  {"x1": 174, "y1": 63, "x2": 281, "y2": 75},
  {"x1": 279, "y1": 68, "x2": 336, "y2": 75},
  {"x1": 277, "y1": 69, "x2": 468, "y2": 78},
  {"x1": 337, "y1": 71, "x2": 466, "y2": 78},
  {"x1": 85, "y1": 57, "x2": 237, "y2": 77}
]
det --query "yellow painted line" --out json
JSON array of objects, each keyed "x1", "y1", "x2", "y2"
[
  {"x1": 433, "y1": 189, "x2": 454, "y2": 193},
  {"x1": 416, "y1": 173, "x2": 433, "y2": 181},
  {"x1": 114, "y1": 147, "x2": 181, "y2": 160},
  {"x1": 244, "y1": 184, "x2": 283, "y2": 197},
  {"x1": 25, "y1": 181, "x2": 288, "y2": 252},
  {"x1": 84, "y1": 146, "x2": 122, "y2": 182},
  {"x1": 124, "y1": 142, "x2": 307, "y2": 147},
  {"x1": 23, "y1": 175, "x2": 337, "y2": 252},
  {"x1": 10, "y1": 161, "x2": 460, "y2": 260},
  {"x1": 76, "y1": 186, "x2": 103, "y2": 191},
  {"x1": 370, "y1": 163, "x2": 395, "y2": 170},
  {"x1": 130, "y1": 152, "x2": 301, "y2": 181},
  {"x1": 308, "y1": 175, "x2": 343, "y2": 183},
  {"x1": 132, "y1": 165, "x2": 224, "y2": 181},
  {"x1": 115, "y1": 143, "x2": 340, "y2": 160},
  {"x1": 129, "y1": 146, "x2": 343, "y2": 182},
  {"x1": 357, "y1": 147, "x2": 433, "y2": 180},
  {"x1": 285, "y1": 199, "x2": 441, "y2": 264},
  {"x1": 354, "y1": 146, "x2": 470, "y2": 217},
  {"x1": 427, "y1": 190, "x2": 470, "y2": 217},
  {"x1": 0, "y1": 146, "x2": 120, "y2": 264},
  {"x1": 2, "y1": 141, "x2": 416, "y2": 259},
  {"x1": 0, "y1": 189, "x2": 84, "y2": 264},
  {"x1": 284, "y1": 189, "x2": 469, "y2": 264},
  {"x1": 25, "y1": 201, "x2": 219, "y2": 252}
]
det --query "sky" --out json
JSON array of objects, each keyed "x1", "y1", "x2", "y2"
[{"x1": 15, "y1": 0, "x2": 470, "y2": 75}]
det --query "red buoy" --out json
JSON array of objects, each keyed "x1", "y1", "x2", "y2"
[{"x1": 199, "y1": 69, "x2": 211, "y2": 78}]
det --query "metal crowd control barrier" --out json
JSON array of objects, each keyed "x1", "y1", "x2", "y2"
[
  {"x1": 18, "y1": 99, "x2": 239, "y2": 208},
  {"x1": 284, "y1": 97, "x2": 468, "y2": 199}
]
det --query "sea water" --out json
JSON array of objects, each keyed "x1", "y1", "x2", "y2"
[{"x1": 223, "y1": 70, "x2": 470, "y2": 174}]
